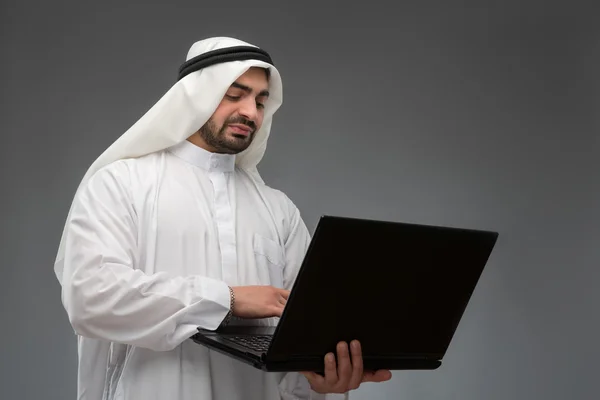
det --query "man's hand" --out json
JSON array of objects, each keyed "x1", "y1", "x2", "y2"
[
  {"x1": 301, "y1": 340, "x2": 392, "y2": 394},
  {"x1": 230, "y1": 285, "x2": 290, "y2": 319}
]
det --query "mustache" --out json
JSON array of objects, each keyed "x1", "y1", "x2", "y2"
[{"x1": 225, "y1": 116, "x2": 257, "y2": 132}]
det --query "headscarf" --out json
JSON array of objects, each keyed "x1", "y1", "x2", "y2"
[{"x1": 54, "y1": 36, "x2": 283, "y2": 284}]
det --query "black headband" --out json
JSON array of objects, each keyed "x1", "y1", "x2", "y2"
[{"x1": 177, "y1": 45, "x2": 274, "y2": 81}]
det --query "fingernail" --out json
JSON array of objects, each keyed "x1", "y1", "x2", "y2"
[{"x1": 327, "y1": 353, "x2": 335, "y2": 362}]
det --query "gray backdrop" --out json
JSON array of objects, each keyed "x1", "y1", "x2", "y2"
[{"x1": 2, "y1": 1, "x2": 599, "y2": 399}]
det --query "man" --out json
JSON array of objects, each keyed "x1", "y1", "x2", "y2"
[{"x1": 54, "y1": 37, "x2": 391, "y2": 400}]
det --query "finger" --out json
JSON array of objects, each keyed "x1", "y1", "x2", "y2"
[
  {"x1": 279, "y1": 289, "x2": 291, "y2": 299},
  {"x1": 376, "y1": 370, "x2": 393, "y2": 381},
  {"x1": 336, "y1": 341, "x2": 352, "y2": 389},
  {"x1": 301, "y1": 371, "x2": 324, "y2": 387},
  {"x1": 323, "y1": 352, "x2": 338, "y2": 386},
  {"x1": 362, "y1": 369, "x2": 392, "y2": 383},
  {"x1": 278, "y1": 295, "x2": 287, "y2": 305},
  {"x1": 348, "y1": 340, "x2": 364, "y2": 390},
  {"x1": 273, "y1": 304, "x2": 284, "y2": 317}
]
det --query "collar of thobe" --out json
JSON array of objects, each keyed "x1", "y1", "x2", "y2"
[{"x1": 168, "y1": 139, "x2": 236, "y2": 173}]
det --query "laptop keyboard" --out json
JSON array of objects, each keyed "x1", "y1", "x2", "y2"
[{"x1": 223, "y1": 335, "x2": 272, "y2": 352}]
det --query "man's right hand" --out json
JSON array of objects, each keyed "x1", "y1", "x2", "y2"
[{"x1": 230, "y1": 285, "x2": 290, "y2": 319}]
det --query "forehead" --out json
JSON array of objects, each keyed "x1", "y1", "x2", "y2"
[{"x1": 232, "y1": 67, "x2": 269, "y2": 91}]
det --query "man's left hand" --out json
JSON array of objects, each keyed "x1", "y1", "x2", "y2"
[{"x1": 301, "y1": 340, "x2": 392, "y2": 394}]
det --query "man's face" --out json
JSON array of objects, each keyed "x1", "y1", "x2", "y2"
[{"x1": 196, "y1": 67, "x2": 270, "y2": 154}]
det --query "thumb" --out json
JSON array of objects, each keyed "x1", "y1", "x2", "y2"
[
  {"x1": 301, "y1": 371, "x2": 320, "y2": 383},
  {"x1": 362, "y1": 370, "x2": 393, "y2": 382}
]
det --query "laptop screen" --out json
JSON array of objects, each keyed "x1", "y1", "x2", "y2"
[{"x1": 269, "y1": 216, "x2": 498, "y2": 360}]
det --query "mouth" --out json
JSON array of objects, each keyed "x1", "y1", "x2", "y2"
[{"x1": 228, "y1": 124, "x2": 252, "y2": 137}]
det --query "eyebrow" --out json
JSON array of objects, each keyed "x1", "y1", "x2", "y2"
[{"x1": 230, "y1": 82, "x2": 270, "y2": 97}]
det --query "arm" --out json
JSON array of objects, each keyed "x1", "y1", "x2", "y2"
[{"x1": 61, "y1": 162, "x2": 231, "y2": 352}]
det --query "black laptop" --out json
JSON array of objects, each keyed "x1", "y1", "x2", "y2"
[{"x1": 190, "y1": 215, "x2": 498, "y2": 373}]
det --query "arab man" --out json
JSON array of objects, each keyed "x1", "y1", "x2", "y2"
[{"x1": 54, "y1": 36, "x2": 392, "y2": 400}]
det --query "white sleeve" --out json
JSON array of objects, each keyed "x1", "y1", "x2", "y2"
[
  {"x1": 279, "y1": 372, "x2": 349, "y2": 400},
  {"x1": 277, "y1": 200, "x2": 350, "y2": 400},
  {"x1": 61, "y1": 162, "x2": 231, "y2": 352}
]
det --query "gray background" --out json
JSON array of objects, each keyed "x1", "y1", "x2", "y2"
[{"x1": 2, "y1": 1, "x2": 599, "y2": 399}]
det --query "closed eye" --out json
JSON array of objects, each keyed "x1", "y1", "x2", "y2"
[{"x1": 225, "y1": 93, "x2": 266, "y2": 110}]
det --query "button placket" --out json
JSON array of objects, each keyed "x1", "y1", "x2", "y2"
[{"x1": 209, "y1": 169, "x2": 238, "y2": 286}]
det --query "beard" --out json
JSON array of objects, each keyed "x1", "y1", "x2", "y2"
[{"x1": 198, "y1": 116, "x2": 257, "y2": 154}]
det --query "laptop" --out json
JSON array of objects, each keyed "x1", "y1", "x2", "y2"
[{"x1": 190, "y1": 215, "x2": 499, "y2": 373}]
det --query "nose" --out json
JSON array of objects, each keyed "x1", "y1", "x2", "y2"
[{"x1": 237, "y1": 97, "x2": 259, "y2": 121}]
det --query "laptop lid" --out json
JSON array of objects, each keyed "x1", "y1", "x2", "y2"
[{"x1": 265, "y1": 215, "x2": 498, "y2": 364}]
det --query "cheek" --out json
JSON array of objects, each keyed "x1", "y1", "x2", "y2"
[
  {"x1": 212, "y1": 101, "x2": 236, "y2": 122},
  {"x1": 210, "y1": 111, "x2": 229, "y2": 128},
  {"x1": 256, "y1": 112, "x2": 265, "y2": 128}
]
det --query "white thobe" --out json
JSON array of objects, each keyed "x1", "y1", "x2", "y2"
[{"x1": 61, "y1": 140, "x2": 347, "y2": 400}]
